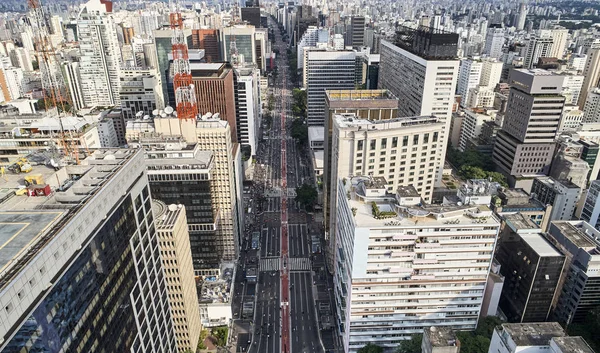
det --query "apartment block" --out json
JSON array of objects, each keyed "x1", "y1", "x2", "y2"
[
  {"x1": 0, "y1": 149, "x2": 176, "y2": 353},
  {"x1": 581, "y1": 180, "x2": 600, "y2": 229},
  {"x1": 119, "y1": 67, "x2": 165, "y2": 120},
  {"x1": 530, "y1": 177, "x2": 580, "y2": 223},
  {"x1": 153, "y1": 201, "x2": 202, "y2": 352},
  {"x1": 333, "y1": 177, "x2": 499, "y2": 351},
  {"x1": 582, "y1": 87, "x2": 600, "y2": 123}
]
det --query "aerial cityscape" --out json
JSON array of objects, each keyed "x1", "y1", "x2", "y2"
[{"x1": 0, "y1": 0, "x2": 600, "y2": 352}]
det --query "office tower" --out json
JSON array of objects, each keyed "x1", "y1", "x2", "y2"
[
  {"x1": 10, "y1": 48, "x2": 33, "y2": 72},
  {"x1": 235, "y1": 66, "x2": 261, "y2": 155},
  {"x1": 322, "y1": 90, "x2": 399, "y2": 269},
  {"x1": 192, "y1": 29, "x2": 221, "y2": 62},
  {"x1": 516, "y1": 3, "x2": 527, "y2": 31},
  {"x1": 489, "y1": 323, "x2": 592, "y2": 353},
  {"x1": 333, "y1": 177, "x2": 500, "y2": 351},
  {"x1": 0, "y1": 149, "x2": 177, "y2": 353},
  {"x1": 153, "y1": 28, "x2": 192, "y2": 105},
  {"x1": 582, "y1": 87, "x2": 600, "y2": 123},
  {"x1": 457, "y1": 58, "x2": 483, "y2": 106},
  {"x1": 581, "y1": 180, "x2": 600, "y2": 229},
  {"x1": 62, "y1": 61, "x2": 85, "y2": 111},
  {"x1": 241, "y1": 7, "x2": 261, "y2": 28},
  {"x1": 530, "y1": 177, "x2": 581, "y2": 222},
  {"x1": 254, "y1": 29, "x2": 268, "y2": 72},
  {"x1": 190, "y1": 62, "x2": 237, "y2": 144},
  {"x1": 523, "y1": 33, "x2": 554, "y2": 69},
  {"x1": 77, "y1": 0, "x2": 122, "y2": 107},
  {"x1": 350, "y1": 16, "x2": 365, "y2": 48},
  {"x1": 549, "y1": 27, "x2": 569, "y2": 59},
  {"x1": 153, "y1": 201, "x2": 202, "y2": 352},
  {"x1": 493, "y1": 69, "x2": 565, "y2": 184},
  {"x1": 119, "y1": 67, "x2": 165, "y2": 120},
  {"x1": 495, "y1": 217, "x2": 565, "y2": 322},
  {"x1": 306, "y1": 49, "x2": 356, "y2": 126},
  {"x1": 296, "y1": 26, "x2": 328, "y2": 70},
  {"x1": 577, "y1": 48, "x2": 600, "y2": 109},
  {"x1": 485, "y1": 26, "x2": 505, "y2": 59},
  {"x1": 144, "y1": 141, "x2": 220, "y2": 270},
  {"x1": 548, "y1": 221, "x2": 600, "y2": 324},
  {"x1": 458, "y1": 109, "x2": 495, "y2": 151},
  {"x1": 221, "y1": 25, "x2": 256, "y2": 66},
  {"x1": 378, "y1": 26, "x2": 459, "y2": 182},
  {"x1": 98, "y1": 108, "x2": 126, "y2": 147}
]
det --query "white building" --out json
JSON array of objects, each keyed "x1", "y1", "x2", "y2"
[
  {"x1": 378, "y1": 36, "x2": 459, "y2": 183},
  {"x1": 581, "y1": 180, "x2": 600, "y2": 229},
  {"x1": 479, "y1": 58, "x2": 503, "y2": 88},
  {"x1": 583, "y1": 87, "x2": 600, "y2": 123},
  {"x1": 458, "y1": 108, "x2": 496, "y2": 151},
  {"x1": 11, "y1": 48, "x2": 34, "y2": 72},
  {"x1": 523, "y1": 33, "x2": 554, "y2": 69},
  {"x1": 457, "y1": 58, "x2": 482, "y2": 106},
  {"x1": 119, "y1": 67, "x2": 164, "y2": 120},
  {"x1": 77, "y1": 0, "x2": 122, "y2": 107},
  {"x1": 488, "y1": 323, "x2": 593, "y2": 353},
  {"x1": 569, "y1": 54, "x2": 586, "y2": 72},
  {"x1": 62, "y1": 61, "x2": 85, "y2": 111},
  {"x1": 467, "y1": 86, "x2": 496, "y2": 108},
  {"x1": 333, "y1": 176, "x2": 500, "y2": 352},
  {"x1": 297, "y1": 26, "x2": 329, "y2": 70},
  {"x1": 531, "y1": 176, "x2": 581, "y2": 223},
  {"x1": 549, "y1": 28, "x2": 569, "y2": 59},
  {"x1": 235, "y1": 67, "x2": 261, "y2": 155},
  {"x1": 561, "y1": 73, "x2": 584, "y2": 106},
  {"x1": 0, "y1": 66, "x2": 24, "y2": 101}
]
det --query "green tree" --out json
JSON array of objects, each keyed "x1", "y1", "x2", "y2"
[
  {"x1": 197, "y1": 329, "x2": 208, "y2": 350},
  {"x1": 568, "y1": 307, "x2": 600, "y2": 352},
  {"x1": 295, "y1": 183, "x2": 318, "y2": 210},
  {"x1": 455, "y1": 332, "x2": 491, "y2": 353},
  {"x1": 291, "y1": 118, "x2": 308, "y2": 145},
  {"x1": 211, "y1": 326, "x2": 228, "y2": 347},
  {"x1": 396, "y1": 334, "x2": 422, "y2": 353},
  {"x1": 292, "y1": 88, "x2": 307, "y2": 117},
  {"x1": 267, "y1": 94, "x2": 275, "y2": 111},
  {"x1": 485, "y1": 171, "x2": 508, "y2": 187},
  {"x1": 475, "y1": 316, "x2": 502, "y2": 337},
  {"x1": 459, "y1": 165, "x2": 488, "y2": 180},
  {"x1": 357, "y1": 343, "x2": 384, "y2": 353},
  {"x1": 36, "y1": 99, "x2": 72, "y2": 113}
]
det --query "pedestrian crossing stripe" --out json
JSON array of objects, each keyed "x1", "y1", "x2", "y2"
[
  {"x1": 259, "y1": 258, "x2": 280, "y2": 271},
  {"x1": 289, "y1": 257, "x2": 310, "y2": 271}
]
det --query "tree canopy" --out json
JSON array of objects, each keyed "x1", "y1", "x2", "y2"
[
  {"x1": 211, "y1": 326, "x2": 228, "y2": 347},
  {"x1": 292, "y1": 88, "x2": 307, "y2": 118},
  {"x1": 291, "y1": 118, "x2": 308, "y2": 145},
  {"x1": 396, "y1": 334, "x2": 422, "y2": 353},
  {"x1": 357, "y1": 343, "x2": 384, "y2": 353},
  {"x1": 295, "y1": 183, "x2": 318, "y2": 210},
  {"x1": 568, "y1": 307, "x2": 600, "y2": 352}
]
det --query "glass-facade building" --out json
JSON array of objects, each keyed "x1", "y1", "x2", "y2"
[{"x1": 0, "y1": 150, "x2": 176, "y2": 353}]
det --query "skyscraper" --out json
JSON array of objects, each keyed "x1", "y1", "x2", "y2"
[
  {"x1": 378, "y1": 26, "x2": 459, "y2": 182},
  {"x1": 457, "y1": 58, "x2": 483, "y2": 106},
  {"x1": 485, "y1": 25, "x2": 505, "y2": 59},
  {"x1": 77, "y1": 0, "x2": 122, "y2": 107},
  {"x1": 523, "y1": 32, "x2": 554, "y2": 69},
  {"x1": 578, "y1": 48, "x2": 600, "y2": 109},
  {"x1": 493, "y1": 69, "x2": 565, "y2": 184},
  {"x1": 305, "y1": 49, "x2": 356, "y2": 126},
  {"x1": 583, "y1": 87, "x2": 600, "y2": 123},
  {"x1": 235, "y1": 66, "x2": 261, "y2": 155},
  {"x1": 0, "y1": 149, "x2": 177, "y2": 353},
  {"x1": 350, "y1": 16, "x2": 365, "y2": 48},
  {"x1": 516, "y1": 3, "x2": 527, "y2": 31}
]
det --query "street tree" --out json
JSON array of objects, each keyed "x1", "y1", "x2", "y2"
[
  {"x1": 396, "y1": 334, "x2": 422, "y2": 353},
  {"x1": 357, "y1": 343, "x2": 384, "y2": 353},
  {"x1": 295, "y1": 183, "x2": 318, "y2": 210}
]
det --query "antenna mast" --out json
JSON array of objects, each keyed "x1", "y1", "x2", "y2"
[{"x1": 170, "y1": 0, "x2": 198, "y2": 120}]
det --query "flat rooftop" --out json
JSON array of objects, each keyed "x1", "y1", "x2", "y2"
[
  {"x1": 503, "y1": 213, "x2": 540, "y2": 232},
  {"x1": 0, "y1": 211, "x2": 66, "y2": 273},
  {"x1": 325, "y1": 89, "x2": 398, "y2": 101},
  {"x1": 552, "y1": 221, "x2": 597, "y2": 249},
  {"x1": 334, "y1": 114, "x2": 442, "y2": 130},
  {"x1": 396, "y1": 185, "x2": 420, "y2": 198},
  {"x1": 550, "y1": 337, "x2": 594, "y2": 353},
  {"x1": 426, "y1": 326, "x2": 458, "y2": 347},
  {"x1": 501, "y1": 322, "x2": 565, "y2": 347},
  {"x1": 521, "y1": 233, "x2": 563, "y2": 257}
]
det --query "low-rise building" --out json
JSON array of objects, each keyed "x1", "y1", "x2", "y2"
[{"x1": 488, "y1": 322, "x2": 593, "y2": 353}]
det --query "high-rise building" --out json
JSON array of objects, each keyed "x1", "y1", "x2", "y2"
[
  {"x1": 577, "y1": 48, "x2": 600, "y2": 109},
  {"x1": 306, "y1": 49, "x2": 356, "y2": 126},
  {"x1": 189, "y1": 62, "x2": 238, "y2": 144},
  {"x1": 0, "y1": 149, "x2": 177, "y2": 353},
  {"x1": 495, "y1": 216, "x2": 565, "y2": 322},
  {"x1": 493, "y1": 69, "x2": 565, "y2": 184},
  {"x1": 119, "y1": 67, "x2": 164, "y2": 120},
  {"x1": 530, "y1": 176, "x2": 581, "y2": 223},
  {"x1": 548, "y1": 221, "x2": 600, "y2": 324},
  {"x1": 0, "y1": 66, "x2": 23, "y2": 101},
  {"x1": 350, "y1": 16, "x2": 365, "y2": 48},
  {"x1": 561, "y1": 73, "x2": 585, "y2": 106},
  {"x1": 221, "y1": 25, "x2": 257, "y2": 66},
  {"x1": 11, "y1": 47, "x2": 33, "y2": 72},
  {"x1": 77, "y1": 0, "x2": 122, "y2": 107},
  {"x1": 523, "y1": 33, "x2": 554, "y2": 69},
  {"x1": 192, "y1": 29, "x2": 221, "y2": 62},
  {"x1": 582, "y1": 87, "x2": 600, "y2": 123},
  {"x1": 549, "y1": 27, "x2": 569, "y2": 59},
  {"x1": 153, "y1": 28, "x2": 193, "y2": 105},
  {"x1": 581, "y1": 180, "x2": 600, "y2": 229},
  {"x1": 457, "y1": 58, "x2": 483, "y2": 106},
  {"x1": 333, "y1": 176, "x2": 500, "y2": 351},
  {"x1": 516, "y1": 3, "x2": 528, "y2": 31},
  {"x1": 153, "y1": 201, "x2": 202, "y2": 352},
  {"x1": 62, "y1": 61, "x2": 85, "y2": 111},
  {"x1": 322, "y1": 90, "x2": 399, "y2": 269},
  {"x1": 235, "y1": 66, "x2": 261, "y2": 155}
]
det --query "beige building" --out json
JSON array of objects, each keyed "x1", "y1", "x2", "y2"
[{"x1": 153, "y1": 201, "x2": 202, "y2": 352}]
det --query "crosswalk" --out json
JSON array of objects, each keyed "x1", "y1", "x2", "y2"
[
  {"x1": 289, "y1": 257, "x2": 311, "y2": 271},
  {"x1": 259, "y1": 257, "x2": 280, "y2": 272}
]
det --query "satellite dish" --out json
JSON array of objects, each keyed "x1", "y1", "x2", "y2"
[
  {"x1": 143, "y1": 115, "x2": 150, "y2": 120},
  {"x1": 136, "y1": 111, "x2": 144, "y2": 117},
  {"x1": 213, "y1": 112, "x2": 220, "y2": 119},
  {"x1": 168, "y1": 204, "x2": 178, "y2": 212},
  {"x1": 206, "y1": 112, "x2": 213, "y2": 118},
  {"x1": 152, "y1": 109, "x2": 159, "y2": 116},
  {"x1": 160, "y1": 112, "x2": 167, "y2": 118},
  {"x1": 164, "y1": 106, "x2": 174, "y2": 115},
  {"x1": 104, "y1": 154, "x2": 116, "y2": 160}
]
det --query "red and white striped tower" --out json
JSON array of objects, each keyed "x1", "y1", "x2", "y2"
[{"x1": 170, "y1": 1, "x2": 198, "y2": 120}]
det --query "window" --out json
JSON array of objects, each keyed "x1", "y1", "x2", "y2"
[
  {"x1": 370, "y1": 140, "x2": 376, "y2": 150},
  {"x1": 392, "y1": 137, "x2": 398, "y2": 148},
  {"x1": 357, "y1": 140, "x2": 363, "y2": 150},
  {"x1": 403, "y1": 136, "x2": 409, "y2": 147},
  {"x1": 423, "y1": 133, "x2": 429, "y2": 143},
  {"x1": 433, "y1": 132, "x2": 438, "y2": 142},
  {"x1": 413, "y1": 135, "x2": 419, "y2": 145},
  {"x1": 381, "y1": 138, "x2": 387, "y2": 149}
]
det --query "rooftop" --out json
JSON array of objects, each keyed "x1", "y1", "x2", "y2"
[
  {"x1": 503, "y1": 213, "x2": 540, "y2": 233},
  {"x1": 0, "y1": 149, "x2": 140, "y2": 290},
  {"x1": 396, "y1": 185, "x2": 420, "y2": 198},
  {"x1": 152, "y1": 201, "x2": 185, "y2": 230},
  {"x1": 501, "y1": 322, "x2": 565, "y2": 347},
  {"x1": 426, "y1": 326, "x2": 458, "y2": 348},
  {"x1": 521, "y1": 233, "x2": 563, "y2": 257},
  {"x1": 325, "y1": 89, "x2": 398, "y2": 101},
  {"x1": 551, "y1": 221, "x2": 597, "y2": 249},
  {"x1": 550, "y1": 337, "x2": 595, "y2": 353},
  {"x1": 334, "y1": 114, "x2": 442, "y2": 130}
]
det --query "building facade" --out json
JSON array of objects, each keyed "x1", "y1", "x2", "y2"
[{"x1": 119, "y1": 67, "x2": 165, "y2": 120}]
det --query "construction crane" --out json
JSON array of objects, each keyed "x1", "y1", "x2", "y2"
[
  {"x1": 27, "y1": 0, "x2": 79, "y2": 165},
  {"x1": 170, "y1": 0, "x2": 198, "y2": 120}
]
